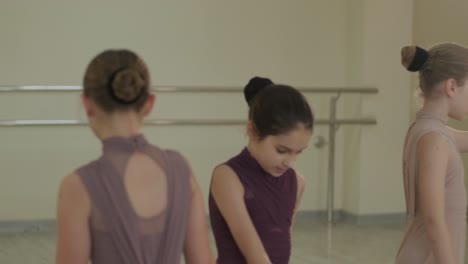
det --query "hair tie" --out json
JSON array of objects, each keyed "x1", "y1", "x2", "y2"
[{"x1": 408, "y1": 46, "x2": 429, "y2": 72}]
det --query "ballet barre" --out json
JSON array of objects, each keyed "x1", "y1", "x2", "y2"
[
  {"x1": 0, "y1": 85, "x2": 378, "y2": 224},
  {"x1": 0, "y1": 85, "x2": 378, "y2": 94},
  {"x1": 0, "y1": 118, "x2": 376, "y2": 126}
]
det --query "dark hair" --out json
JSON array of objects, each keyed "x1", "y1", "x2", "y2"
[
  {"x1": 244, "y1": 77, "x2": 314, "y2": 139},
  {"x1": 83, "y1": 49, "x2": 150, "y2": 112},
  {"x1": 401, "y1": 43, "x2": 468, "y2": 97}
]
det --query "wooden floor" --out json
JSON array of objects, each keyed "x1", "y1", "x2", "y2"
[{"x1": 0, "y1": 221, "x2": 465, "y2": 263}]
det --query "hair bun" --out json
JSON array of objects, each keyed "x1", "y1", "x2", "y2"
[
  {"x1": 244, "y1": 76, "x2": 273, "y2": 106},
  {"x1": 401, "y1": 46, "x2": 429, "y2": 72},
  {"x1": 109, "y1": 67, "x2": 146, "y2": 104}
]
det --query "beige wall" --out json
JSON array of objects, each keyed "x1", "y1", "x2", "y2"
[
  {"x1": 341, "y1": 0, "x2": 366, "y2": 214},
  {"x1": 6, "y1": 0, "x2": 459, "y2": 221},
  {"x1": 340, "y1": 0, "x2": 413, "y2": 215},
  {"x1": 0, "y1": 0, "x2": 348, "y2": 220},
  {"x1": 343, "y1": 0, "x2": 468, "y2": 216},
  {"x1": 355, "y1": 0, "x2": 413, "y2": 214}
]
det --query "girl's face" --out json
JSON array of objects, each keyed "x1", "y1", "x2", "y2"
[
  {"x1": 448, "y1": 77, "x2": 468, "y2": 121},
  {"x1": 248, "y1": 124, "x2": 312, "y2": 177}
]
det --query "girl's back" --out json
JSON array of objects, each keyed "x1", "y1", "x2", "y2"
[{"x1": 77, "y1": 135, "x2": 191, "y2": 264}]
